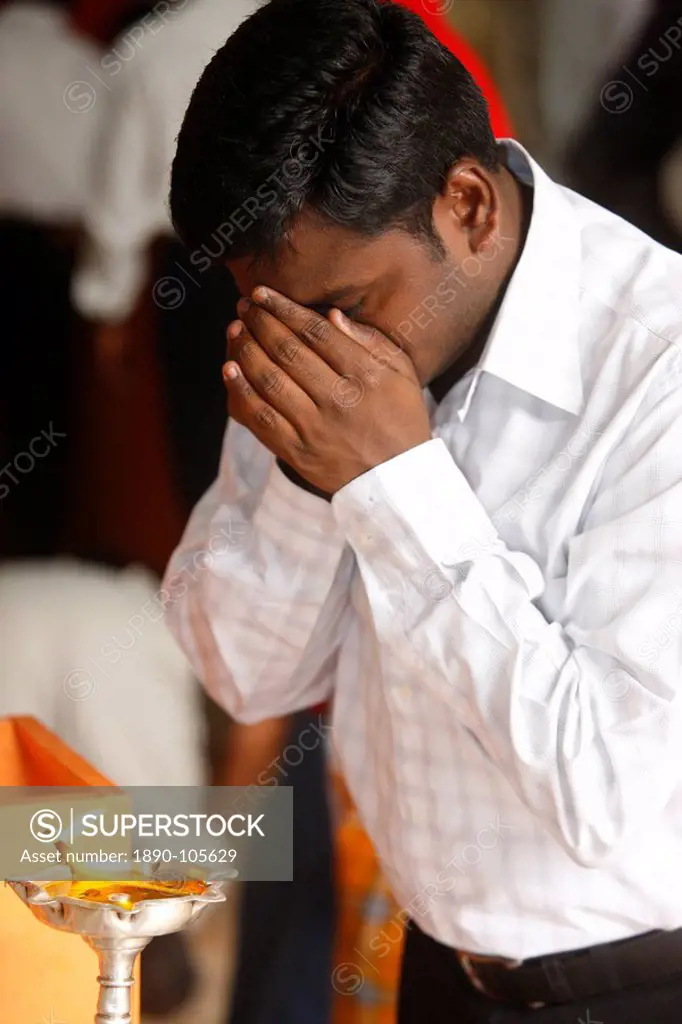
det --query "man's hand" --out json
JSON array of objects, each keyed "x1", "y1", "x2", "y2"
[{"x1": 223, "y1": 287, "x2": 431, "y2": 495}]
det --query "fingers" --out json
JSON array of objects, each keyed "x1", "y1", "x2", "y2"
[
  {"x1": 244, "y1": 290, "x2": 359, "y2": 377},
  {"x1": 222, "y1": 360, "x2": 302, "y2": 455},
  {"x1": 245, "y1": 288, "x2": 413, "y2": 385},
  {"x1": 228, "y1": 321, "x2": 317, "y2": 429},
  {"x1": 235, "y1": 301, "x2": 340, "y2": 402}
]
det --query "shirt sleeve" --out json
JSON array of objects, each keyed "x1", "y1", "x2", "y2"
[
  {"x1": 72, "y1": 63, "x2": 169, "y2": 323},
  {"x1": 332, "y1": 364, "x2": 682, "y2": 866},
  {"x1": 163, "y1": 421, "x2": 352, "y2": 723}
]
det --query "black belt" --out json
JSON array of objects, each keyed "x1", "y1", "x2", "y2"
[{"x1": 455, "y1": 928, "x2": 682, "y2": 1008}]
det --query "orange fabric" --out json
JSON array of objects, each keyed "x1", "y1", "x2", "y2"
[
  {"x1": 0, "y1": 717, "x2": 140, "y2": 1024},
  {"x1": 4, "y1": 715, "x2": 113, "y2": 786},
  {"x1": 332, "y1": 775, "x2": 404, "y2": 1024}
]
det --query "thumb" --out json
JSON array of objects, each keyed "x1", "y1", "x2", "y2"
[
  {"x1": 328, "y1": 308, "x2": 416, "y2": 385},
  {"x1": 327, "y1": 307, "x2": 366, "y2": 340},
  {"x1": 328, "y1": 308, "x2": 400, "y2": 362}
]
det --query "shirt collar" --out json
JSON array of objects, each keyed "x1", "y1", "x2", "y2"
[{"x1": 459, "y1": 139, "x2": 584, "y2": 420}]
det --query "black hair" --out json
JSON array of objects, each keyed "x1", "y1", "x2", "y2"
[{"x1": 170, "y1": 0, "x2": 500, "y2": 265}]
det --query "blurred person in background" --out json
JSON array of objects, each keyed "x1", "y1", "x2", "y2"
[
  {"x1": 0, "y1": 0, "x2": 103, "y2": 556},
  {"x1": 539, "y1": 0, "x2": 653, "y2": 171},
  {"x1": 565, "y1": 0, "x2": 682, "y2": 253},
  {"x1": 72, "y1": 0, "x2": 255, "y2": 513},
  {"x1": 0, "y1": 559, "x2": 205, "y2": 787},
  {"x1": 0, "y1": 0, "x2": 100, "y2": 228},
  {"x1": 166, "y1": 0, "x2": 682, "y2": 1021}
]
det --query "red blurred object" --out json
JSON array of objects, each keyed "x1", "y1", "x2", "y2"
[
  {"x1": 70, "y1": 0, "x2": 133, "y2": 43},
  {"x1": 392, "y1": 0, "x2": 513, "y2": 138},
  {"x1": 0, "y1": 0, "x2": 116, "y2": 46}
]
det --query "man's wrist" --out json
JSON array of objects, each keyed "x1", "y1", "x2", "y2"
[{"x1": 276, "y1": 457, "x2": 332, "y2": 502}]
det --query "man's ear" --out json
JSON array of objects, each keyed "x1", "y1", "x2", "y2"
[{"x1": 439, "y1": 161, "x2": 499, "y2": 254}]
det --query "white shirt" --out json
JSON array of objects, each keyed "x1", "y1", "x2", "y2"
[
  {"x1": 163, "y1": 140, "x2": 682, "y2": 960},
  {"x1": 0, "y1": 2, "x2": 103, "y2": 224},
  {"x1": 0, "y1": 560, "x2": 206, "y2": 788},
  {"x1": 72, "y1": 0, "x2": 258, "y2": 323}
]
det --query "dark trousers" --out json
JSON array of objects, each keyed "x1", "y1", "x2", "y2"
[
  {"x1": 398, "y1": 922, "x2": 682, "y2": 1024},
  {"x1": 226, "y1": 710, "x2": 336, "y2": 1024}
]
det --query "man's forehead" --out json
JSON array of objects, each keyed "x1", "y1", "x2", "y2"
[
  {"x1": 228, "y1": 258, "x2": 363, "y2": 306},
  {"x1": 228, "y1": 221, "x2": 410, "y2": 302},
  {"x1": 230, "y1": 245, "x2": 374, "y2": 304}
]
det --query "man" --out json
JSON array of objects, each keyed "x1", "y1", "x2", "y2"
[
  {"x1": 538, "y1": 0, "x2": 652, "y2": 169},
  {"x1": 163, "y1": 0, "x2": 682, "y2": 1020}
]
